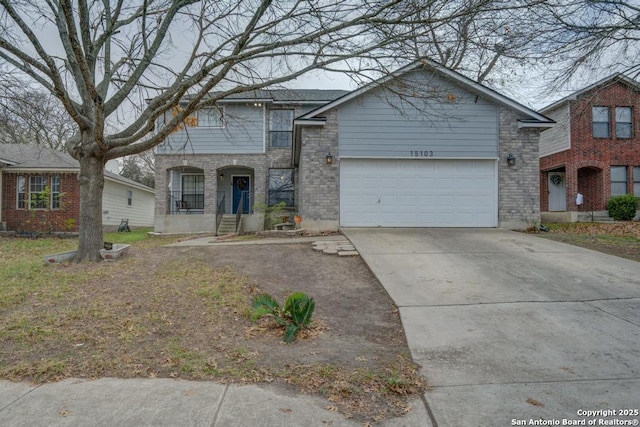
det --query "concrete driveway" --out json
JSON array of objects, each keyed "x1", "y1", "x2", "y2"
[{"x1": 344, "y1": 228, "x2": 640, "y2": 427}]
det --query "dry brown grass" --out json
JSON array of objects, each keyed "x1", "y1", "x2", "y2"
[{"x1": 0, "y1": 233, "x2": 425, "y2": 423}]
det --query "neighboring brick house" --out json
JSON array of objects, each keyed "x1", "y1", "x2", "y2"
[
  {"x1": 0, "y1": 144, "x2": 155, "y2": 233},
  {"x1": 539, "y1": 74, "x2": 640, "y2": 221},
  {"x1": 155, "y1": 59, "x2": 554, "y2": 234}
]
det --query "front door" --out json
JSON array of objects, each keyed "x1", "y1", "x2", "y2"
[
  {"x1": 548, "y1": 172, "x2": 566, "y2": 211},
  {"x1": 232, "y1": 176, "x2": 250, "y2": 214}
]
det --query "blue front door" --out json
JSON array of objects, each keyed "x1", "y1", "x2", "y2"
[{"x1": 232, "y1": 176, "x2": 250, "y2": 214}]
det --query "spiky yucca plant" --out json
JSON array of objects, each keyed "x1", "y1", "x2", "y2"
[{"x1": 251, "y1": 292, "x2": 315, "y2": 343}]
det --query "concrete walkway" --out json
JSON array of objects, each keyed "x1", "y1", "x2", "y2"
[
  {"x1": 344, "y1": 228, "x2": 640, "y2": 427},
  {"x1": 0, "y1": 378, "x2": 427, "y2": 426}
]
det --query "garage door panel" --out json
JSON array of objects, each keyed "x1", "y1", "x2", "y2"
[{"x1": 340, "y1": 159, "x2": 496, "y2": 227}]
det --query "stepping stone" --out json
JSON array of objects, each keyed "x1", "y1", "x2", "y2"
[
  {"x1": 338, "y1": 251, "x2": 359, "y2": 257},
  {"x1": 323, "y1": 248, "x2": 339, "y2": 255}
]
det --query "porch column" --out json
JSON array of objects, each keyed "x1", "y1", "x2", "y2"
[{"x1": 204, "y1": 167, "x2": 217, "y2": 215}]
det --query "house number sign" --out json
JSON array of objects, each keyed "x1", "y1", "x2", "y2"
[{"x1": 410, "y1": 150, "x2": 434, "y2": 157}]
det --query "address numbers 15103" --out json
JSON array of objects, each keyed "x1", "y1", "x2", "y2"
[{"x1": 410, "y1": 150, "x2": 434, "y2": 157}]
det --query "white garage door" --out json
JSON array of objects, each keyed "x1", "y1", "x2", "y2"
[{"x1": 340, "y1": 159, "x2": 497, "y2": 227}]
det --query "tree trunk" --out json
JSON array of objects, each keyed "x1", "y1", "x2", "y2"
[{"x1": 75, "y1": 154, "x2": 105, "y2": 262}]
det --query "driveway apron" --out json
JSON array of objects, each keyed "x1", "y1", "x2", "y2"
[{"x1": 344, "y1": 228, "x2": 640, "y2": 427}]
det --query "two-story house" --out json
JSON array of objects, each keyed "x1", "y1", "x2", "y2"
[
  {"x1": 155, "y1": 59, "x2": 555, "y2": 235},
  {"x1": 539, "y1": 74, "x2": 640, "y2": 221},
  {"x1": 153, "y1": 89, "x2": 348, "y2": 234}
]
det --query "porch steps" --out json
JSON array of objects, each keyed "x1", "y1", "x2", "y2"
[{"x1": 217, "y1": 215, "x2": 238, "y2": 236}]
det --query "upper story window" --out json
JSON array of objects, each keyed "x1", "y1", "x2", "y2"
[
  {"x1": 592, "y1": 106, "x2": 610, "y2": 138},
  {"x1": 269, "y1": 109, "x2": 294, "y2": 147},
  {"x1": 197, "y1": 107, "x2": 223, "y2": 128},
  {"x1": 268, "y1": 168, "x2": 294, "y2": 207},
  {"x1": 615, "y1": 107, "x2": 632, "y2": 138}
]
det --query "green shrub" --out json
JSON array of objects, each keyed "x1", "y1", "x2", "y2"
[
  {"x1": 606, "y1": 194, "x2": 638, "y2": 221},
  {"x1": 251, "y1": 292, "x2": 315, "y2": 343}
]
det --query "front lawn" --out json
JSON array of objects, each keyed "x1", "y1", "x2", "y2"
[
  {"x1": 537, "y1": 222, "x2": 640, "y2": 262},
  {"x1": 0, "y1": 231, "x2": 423, "y2": 423}
]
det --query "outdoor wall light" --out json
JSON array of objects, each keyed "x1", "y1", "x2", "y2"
[
  {"x1": 219, "y1": 172, "x2": 224, "y2": 179},
  {"x1": 506, "y1": 153, "x2": 516, "y2": 166},
  {"x1": 326, "y1": 152, "x2": 333, "y2": 164}
]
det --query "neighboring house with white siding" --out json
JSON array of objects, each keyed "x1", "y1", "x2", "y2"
[
  {"x1": 0, "y1": 144, "x2": 154, "y2": 233},
  {"x1": 154, "y1": 59, "x2": 554, "y2": 234}
]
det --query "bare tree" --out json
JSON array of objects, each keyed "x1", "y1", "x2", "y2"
[
  {"x1": 0, "y1": 83, "x2": 75, "y2": 150},
  {"x1": 528, "y1": 0, "x2": 640, "y2": 88},
  {"x1": 120, "y1": 154, "x2": 155, "y2": 188},
  {"x1": 0, "y1": 0, "x2": 523, "y2": 261}
]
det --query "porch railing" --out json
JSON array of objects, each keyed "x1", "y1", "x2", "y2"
[
  {"x1": 216, "y1": 192, "x2": 225, "y2": 232},
  {"x1": 167, "y1": 191, "x2": 204, "y2": 214},
  {"x1": 235, "y1": 190, "x2": 249, "y2": 232}
]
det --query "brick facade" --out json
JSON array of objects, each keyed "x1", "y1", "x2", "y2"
[
  {"x1": 498, "y1": 108, "x2": 542, "y2": 228},
  {"x1": 297, "y1": 109, "x2": 340, "y2": 230},
  {"x1": 294, "y1": 108, "x2": 543, "y2": 230},
  {"x1": 1, "y1": 172, "x2": 80, "y2": 232},
  {"x1": 540, "y1": 80, "x2": 640, "y2": 212}
]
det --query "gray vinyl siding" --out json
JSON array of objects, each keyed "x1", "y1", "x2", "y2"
[
  {"x1": 156, "y1": 104, "x2": 264, "y2": 154},
  {"x1": 338, "y1": 70, "x2": 499, "y2": 158},
  {"x1": 539, "y1": 104, "x2": 570, "y2": 157}
]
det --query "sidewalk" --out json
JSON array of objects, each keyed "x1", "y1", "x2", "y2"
[
  {"x1": 166, "y1": 234, "x2": 346, "y2": 247},
  {"x1": 0, "y1": 378, "x2": 429, "y2": 426}
]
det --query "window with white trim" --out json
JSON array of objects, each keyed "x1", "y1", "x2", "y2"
[
  {"x1": 127, "y1": 190, "x2": 133, "y2": 206},
  {"x1": 611, "y1": 166, "x2": 627, "y2": 196},
  {"x1": 634, "y1": 167, "x2": 640, "y2": 196},
  {"x1": 17, "y1": 176, "x2": 25, "y2": 209},
  {"x1": 593, "y1": 106, "x2": 610, "y2": 138},
  {"x1": 181, "y1": 174, "x2": 204, "y2": 209},
  {"x1": 29, "y1": 175, "x2": 47, "y2": 209},
  {"x1": 269, "y1": 110, "x2": 294, "y2": 147},
  {"x1": 615, "y1": 107, "x2": 633, "y2": 138},
  {"x1": 51, "y1": 175, "x2": 61, "y2": 209},
  {"x1": 268, "y1": 169, "x2": 294, "y2": 207},
  {"x1": 197, "y1": 107, "x2": 223, "y2": 127}
]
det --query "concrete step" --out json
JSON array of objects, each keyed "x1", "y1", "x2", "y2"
[{"x1": 217, "y1": 215, "x2": 238, "y2": 235}]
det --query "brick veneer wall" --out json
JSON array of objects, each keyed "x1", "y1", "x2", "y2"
[
  {"x1": 297, "y1": 109, "x2": 339, "y2": 230},
  {"x1": 540, "y1": 81, "x2": 640, "y2": 211},
  {"x1": 498, "y1": 107, "x2": 542, "y2": 228},
  {"x1": 2, "y1": 172, "x2": 80, "y2": 232},
  {"x1": 154, "y1": 104, "x2": 312, "y2": 233},
  {"x1": 295, "y1": 107, "x2": 542, "y2": 230}
]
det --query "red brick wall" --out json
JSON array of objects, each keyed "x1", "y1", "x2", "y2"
[
  {"x1": 540, "y1": 81, "x2": 640, "y2": 211},
  {"x1": 2, "y1": 172, "x2": 80, "y2": 232}
]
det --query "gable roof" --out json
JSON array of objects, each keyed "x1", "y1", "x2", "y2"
[
  {"x1": 296, "y1": 58, "x2": 555, "y2": 126},
  {"x1": 292, "y1": 58, "x2": 555, "y2": 165},
  {"x1": 540, "y1": 73, "x2": 640, "y2": 113},
  {"x1": 0, "y1": 144, "x2": 78, "y2": 170},
  {"x1": 0, "y1": 144, "x2": 154, "y2": 193}
]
